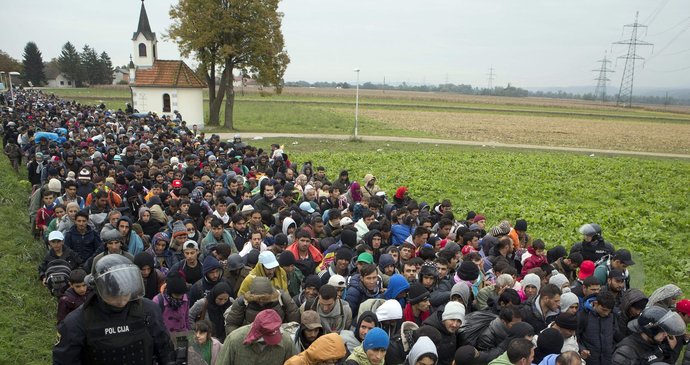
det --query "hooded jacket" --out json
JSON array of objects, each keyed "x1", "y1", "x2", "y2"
[
  {"x1": 285, "y1": 333, "x2": 347, "y2": 365},
  {"x1": 301, "y1": 297, "x2": 353, "y2": 333},
  {"x1": 346, "y1": 345, "x2": 382, "y2": 365},
  {"x1": 345, "y1": 273, "x2": 383, "y2": 318},
  {"x1": 341, "y1": 311, "x2": 380, "y2": 352},
  {"x1": 223, "y1": 284, "x2": 300, "y2": 335},
  {"x1": 405, "y1": 336, "x2": 437, "y2": 365},
  {"x1": 422, "y1": 308, "x2": 459, "y2": 365},
  {"x1": 189, "y1": 256, "x2": 225, "y2": 307},
  {"x1": 614, "y1": 288, "x2": 647, "y2": 343},
  {"x1": 237, "y1": 262, "x2": 289, "y2": 297},
  {"x1": 384, "y1": 274, "x2": 410, "y2": 309},
  {"x1": 520, "y1": 246, "x2": 547, "y2": 278},
  {"x1": 215, "y1": 323, "x2": 295, "y2": 365},
  {"x1": 577, "y1": 296, "x2": 614, "y2": 365},
  {"x1": 201, "y1": 229, "x2": 237, "y2": 257},
  {"x1": 117, "y1": 216, "x2": 144, "y2": 255},
  {"x1": 386, "y1": 321, "x2": 420, "y2": 365}
]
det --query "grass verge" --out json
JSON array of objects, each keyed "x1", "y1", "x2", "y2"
[{"x1": 0, "y1": 155, "x2": 55, "y2": 364}]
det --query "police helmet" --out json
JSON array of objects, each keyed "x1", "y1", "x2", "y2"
[
  {"x1": 92, "y1": 255, "x2": 144, "y2": 306},
  {"x1": 629, "y1": 306, "x2": 686, "y2": 338}
]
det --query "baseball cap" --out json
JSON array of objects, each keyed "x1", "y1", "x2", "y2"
[
  {"x1": 357, "y1": 252, "x2": 374, "y2": 264},
  {"x1": 608, "y1": 269, "x2": 625, "y2": 280},
  {"x1": 183, "y1": 240, "x2": 199, "y2": 251},
  {"x1": 301, "y1": 310, "x2": 323, "y2": 330},
  {"x1": 676, "y1": 299, "x2": 690, "y2": 316},
  {"x1": 328, "y1": 274, "x2": 347, "y2": 288},
  {"x1": 578, "y1": 260, "x2": 595, "y2": 280},
  {"x1": 340, "y1": 217, "x2": 353, "y2": 227},
  {"x1": 613, "y1": 249, "x2": 635, "y2": 266},
  {"x1": 48, "y1": 231, "x2": 64, "y2": 241},
  {"x1": 299, "y1": 201, "x2": 315, "y2": 214},
  {"x1": 259, "y1": 251, "x2": 279, "y2": 269},
  {"x1": 172, "y1": 179, "x2": 183, "y2": 188}
]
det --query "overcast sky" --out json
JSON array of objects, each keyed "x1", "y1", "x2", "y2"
[{"x1": 2, "y1": 0, "x2": 689, "y2": 88}]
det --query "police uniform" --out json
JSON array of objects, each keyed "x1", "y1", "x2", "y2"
[{"x1": 53, "y1": 293, "x2": 174, "y2": 365}]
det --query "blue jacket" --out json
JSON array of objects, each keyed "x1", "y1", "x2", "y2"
[
  {"x1": 345, "y1": 273, "x2": 382, "y2": 317},
  {"x1": 391, "y1": 224, "x2": 412, "y2": 246},
  {"x1": 63, "y1": 225, "x2": 102, "y2": 263}
]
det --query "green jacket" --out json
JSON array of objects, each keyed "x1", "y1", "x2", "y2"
[
  {"x1": 287, "y1": 268, "x2": 305, "y2": 298},
  {"x1": 215, "y1": 323, "x2": 295, "y2": 365},
  {"x1": 345, "y1": 346, "x2": 381, "y2": 365},
  {"x1": 488, "y1": 352, "x2": 513, "y2": 365}
]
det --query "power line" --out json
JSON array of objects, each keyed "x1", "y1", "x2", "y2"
[
  {"x1": 643, "y1": 0, "x2": 670, "y2": 26},
  {"x1": 613, "y1": 11, "x2": 654, "y2": 107},
  {"x1": 647, "y1": 21, "x2": 690, "y2": 62},
  {"x1": 593, "y1": 51, "x2": 615, "y2": 102}
]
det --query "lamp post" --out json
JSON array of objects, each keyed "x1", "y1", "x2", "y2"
[
  {"x1": 354, "y1": 68, "x2": 360, "y2": 139},
  {"x1": 8, "y1": 71, "x2": 20, "y2": 106}
]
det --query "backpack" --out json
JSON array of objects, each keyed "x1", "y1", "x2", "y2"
[{"x1": 45, "y1": 259, "x2": 72, "y2": 297}]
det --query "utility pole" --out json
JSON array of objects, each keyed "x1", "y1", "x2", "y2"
[
  {"x1": 593, "y1": 52, "x2": 614, "y2": 102},
  {"x1": 613, "y1": 11, "x2": 653, "y2": 107},
  {"x1": 487, "y1": 67, "x2": 495, "y2": 92}
]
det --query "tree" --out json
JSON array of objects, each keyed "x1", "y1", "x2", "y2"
[
  {"x1": 98, "y1": 52, "x2": 114, "y2": 85},
  {"x1": 57, "y1": 42, "x2": 83, "y2": 87},
  {"x1": 168, "y1": 0, "x2": 290, "y2": 128},
  {"x1": 80, "y1": 45, "x2": 100, "y2": 85},
  {"x1": 22, "y1": 42, "x2": 45, "y2": 86},
  {"x1": 0, "y1": 49, "x2": 22, "y2": 73}
]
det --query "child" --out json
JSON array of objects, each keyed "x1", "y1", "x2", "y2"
[
  {"x1": 36, "y1": 189, "x2": 57, "y2": 239},
  {"x1": 520, "y1": 239, "x2": 548, "y2": 278},
  {"x1": 577, "y1": 291, "x2": 616, "y2": 365},
  {"x1": 153, "y1": 274, "x2": 190, "y2": 333},
  {"x1": 44, "y1": 204, "x2": 66, "y2": 241},
  {"x1": 57, "y1": 269, "x2": 90, "y2": 323},
  {"x1": 188, "y1": 319, "x2": 222, "y2": 365}
]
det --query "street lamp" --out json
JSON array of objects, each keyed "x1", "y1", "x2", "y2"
[
  {"x1": 8, "y1": 71, "x2": 20, "y2": 106},
  {"x1": 354, "y1": 68, "x2": 360, "y2": 139}
]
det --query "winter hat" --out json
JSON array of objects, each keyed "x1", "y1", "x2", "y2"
[
  {"x1": 166, "y1": 274, "x2": 187, "y2": 295},
  {"x1": 66, "y1": 171, "x2": 76, "y2": 181},
  {"x1": 450, "y1": 282, "x2": 471, "y2": 305},
  {"x1": 301, "y1": 310, "x2": 323, "y2": 330},
  {"x1": 363, "y1": 327, "x2": 390, "y2": 351},
  {"x1": 78, "y1": 168, "x2": 91, "y2": 180},
  {"x1": 376, "y1": 299, "x2": 403, "y2": 321},
  {"x1": 442, "y1": 302, "x2": 466, "y2": 323},
  {"x1": 554, "y1": 312, "x2": 578, "y2": 331},
  {"x1": 378, "y1": 254, "x2": 396, "y2": 271},
  {"x1": 273, "y1": 233, "x2": 288, "y2": 247},
  {"x1": 304, "y1": 275, "x2": 321, "y2": 289},
  {"x1": 522, "y1": 273, "x2": 541, "y2": 292},
  {"x1": 245, "y1": 249, "x2": 260, "y2": 266},
  {"x1": 472, "y1": 214, "x2": 486, "y2": 223},
  {"x1": 490, "y1": 225, "x2": 510, "y2": 237},
  {"x1": 341, "y1": 229, "x2": 358, "y2": 248},
  {"x1": 496, "y1": 274, "x2": 515, "y2": 288},
  {"x1": 247, "y1": 277, "x2": 279, "y2": 302},
  {"x1": 457, "y1": 261, "x2": 480, "y2": 281},
  {"x1": 48, "y1": 178, "x2": 62, "y2": 193},
  {"x1": 676, "y1": 299, "x2": 690, "y2": 316},
  {"x1": 278, "y1": 251, "x2": 296, "y2": 267},
  {"x1": 335, "y1": 247, "x2": 354, "y2": 262},
  {"x1": 133, "y1": 252, "x2": 155, "y2": 269},
  {"x1": 171, "y1": 221, "x2": 188, "y2": 238},
  {"x1": 357, "y1": 252, "x2": 374, "y2": 264},
  {"x1": 100, "y1": 227, "x2": 121, "y2": 242},
  {"x1": 394, "y1": 186, "x2": 408, "y2": 200},
  {"x1": 202, "y1": 255, "x2": 222, "y2": 276},
  {"x1": 514, "y1": 219, "x2": 528, "y2": 232},
  {"x1": 560, "y1": 292, "x2": 580, "y2": 312},
  {"x1": 547, "y1": 245, "x2": 567, "y2": 264},
  {"x1": 549, "y1": 273, "x2": 569, "y2": 290},
  {"x1": 227, "y1": 254, "x2": 244, "y2": 271},
  {"x1": 536, "y1": 328, "x2": 564, "y2": 355},
  {"x1": 442, "y1": 241, "x2": 461, "y2": 256},
  {"x1": 454, "y1": 345, "x2": 482, "y2": 365},
  {"x1": 408, "y1": 282, "x2": 431, "y2": 305},
  {"x1": 328, "y1": 274, "x2": 347, "y2": 288},
  {"x1": 508, "y1": 322, "x2": 535, "y2": 338},
  {"x1": 406, "y1": 336, "x2": 437, "y2": 365}
]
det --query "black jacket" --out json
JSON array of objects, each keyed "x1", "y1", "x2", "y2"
[{"x1": 421, "y1": 308, "x2": 460, "y2": 365}]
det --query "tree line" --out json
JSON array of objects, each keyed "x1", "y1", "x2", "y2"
[{"x1": 1, "y1": 42, "x2": 114, "y2": 87}]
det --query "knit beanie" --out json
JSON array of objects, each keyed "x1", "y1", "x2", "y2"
[
  {"x1": 245, "y1": 249, "x2": 260, "y2": 266},
  {"x1": 522, "y1": 273, "x2": 541, "y2": 292},
  {"x1": 554, "y1": 313, "x2": 578, "y2": 331},
  {"x1": 171, "y1": 221, "x2": 187, "y2": 238},
  {"x1": 408, "y1": 282, "x2": 431, "y2": 305},
  {"x1": 560, "y1": 292, "x2": 580, "y2": 312},
  {"x1": 335, "y1": 247, "x2": 354, "y2": 263},
  {"x1": 442, "y1": 302, "x2": 466, "y2": 323},
  {"x1": 48, "y1": 178, "x2": 62, "y2": 193},
  {"x1": 341, "y1": 229, "x2": 358, "y2": 248},
  {"x1": 457, "y1": 261, "x2": 480, "y2": 281},
  {"x1": 537, "y1": 328, "x2": 564, "y2": 355},
  {"x1": 278, "y1": 251, "x2": 296, "y2": 267},
  {"x1": 454, "y1": 345, "x2": 482, "y2": 365},
  {"x1": 100, "y1": 227, "x2": 122, "y2": 242},
  {"x1": 363, "y1": 327, "x2": 389, "y2": 351},
  {"x1": 304, "y1": 275, "x2": 322, "y2": 289},
  {"x1": 133, "y1": 252, "x2": 155, "y2": 269},
  {"x1": 166, "y1": 274, "x2": 187, "y2": 295},
  {"x1": 549, "y1": 273, "x2": 569, "y2": 290},
  {"x1": 375, "y1": 299, "x2": 403, "y2": 321}
]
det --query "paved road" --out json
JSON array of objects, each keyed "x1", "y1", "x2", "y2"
[{"x1": 216, "y1": 132, "x2": 690, "y2": 159}]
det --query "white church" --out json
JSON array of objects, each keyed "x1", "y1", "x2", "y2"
[{"x1": 128, "y1": 0, "x2": 206, "y2": 127}]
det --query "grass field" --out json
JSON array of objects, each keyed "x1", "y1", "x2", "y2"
[
  {"x1": 0, "y1": 156, "x2": 55, "y2": 364},
  {"x1": 42, "y1": 86, "x2": 690, "y2": 154}
]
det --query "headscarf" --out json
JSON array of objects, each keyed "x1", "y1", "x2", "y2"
[
  {"x1": 350, "y1": 181, "x2": 362, "y2": 202},
  {"x1": 207, "y1": 282, "x2": 233, "y2": 341}
]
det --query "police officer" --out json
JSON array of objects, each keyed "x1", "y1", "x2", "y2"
[
  {"x1": 53, "y1": 254, "x2": 174, "y2": 365},
  {"x1": 612, "y1": 306, "x2": 686, "y2": 365},
  {"x1": 570, "y1": 223, "x2": 615, "y2": 263}
]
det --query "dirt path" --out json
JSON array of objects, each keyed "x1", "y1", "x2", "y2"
[{"x1": 217, "y1": 132, "x2": 690, "y2": 159}]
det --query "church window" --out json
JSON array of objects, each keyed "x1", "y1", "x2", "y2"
[
  {"x1": 162, "y1": 93, "x2": 171, "y2": 112},
  {"x1": 138, "y1": 43, "x2": 147, "y2": 57}
]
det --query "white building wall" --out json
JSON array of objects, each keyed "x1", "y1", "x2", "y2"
[
  {"x1": 131, "y1": 87, "x2": 205, "y2": 128},
  {"x1": 132, "y1": 33, "x2": 156, "y2": 68},
  {"x1": 47, "y1": 74, "x2": 75, "y2": 88}
]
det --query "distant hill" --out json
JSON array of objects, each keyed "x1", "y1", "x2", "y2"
[{"x1": 525, "y1": 86, "x2": 690, "y2": 99}]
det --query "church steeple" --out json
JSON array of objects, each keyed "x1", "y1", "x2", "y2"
[{"x1": 131, "y1": 0, "x2": 157, "y2": 68}]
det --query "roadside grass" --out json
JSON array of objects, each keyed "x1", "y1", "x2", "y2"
[{"x1": 0, "y1": 155, "x2": 55, "y2": 364}]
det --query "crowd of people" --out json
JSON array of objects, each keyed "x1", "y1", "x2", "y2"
[{"x1": 2, "y1": 88, "x2": 689, "y2": 365}]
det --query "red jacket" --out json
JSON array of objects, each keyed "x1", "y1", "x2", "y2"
[
  {"x1": 521, "y1": 246, "x2": 547, "y2": 278},
  {"x1": 286, "y1": 241, "x2": 324, "y2": 265},
  {"x1": 403, "y1": 303, "x2": 430, "y2": 326}
]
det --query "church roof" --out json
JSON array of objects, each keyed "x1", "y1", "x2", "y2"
[
  {"x1": 133, "y1": 60, "x2": 206, "y2": 88},
  {"x1": 132, "y1": 1, "x2": 156, "y2": 41}
]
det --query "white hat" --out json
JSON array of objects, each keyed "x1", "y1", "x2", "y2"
[
  {"x1": 241, "y1": 205, "x2": 255, "y2": 214},
  {"x1": 182, "y1": 240, "x2": 199, "y2": 251},
  {"x1": 376, "y1": 299, "x2": 403, "y2": 321},
  {"x1": 442, "y1": 302, "x2": 466, "y2": 323},
  {"x1": 259, "y1": 251, "x2": 279, "y2": 269},
  {"x1": 340, "y1": 217, "x2": 353, "y2": 227},
  {"x1": 48, "y1": 231, "x2": 64, "y2": 241},
  {"x1": 328, "y1": 274, "x2": 347, "y2": 288},
  {"x1": 299, "y1": 201, "x2": 315, "y2": 213}
]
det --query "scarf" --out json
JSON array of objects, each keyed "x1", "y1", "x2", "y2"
[{"x1": 165, "y1": 293, "x2": 184, "y2": 310}]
